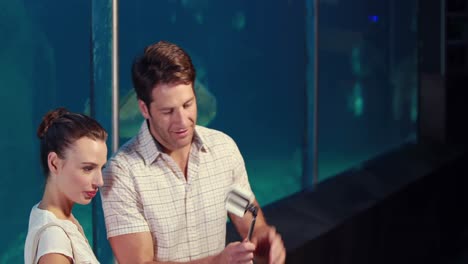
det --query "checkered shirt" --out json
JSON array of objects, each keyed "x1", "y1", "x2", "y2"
[{"x1": 100, "y1": 122, "x2": 253, "y2": 262}]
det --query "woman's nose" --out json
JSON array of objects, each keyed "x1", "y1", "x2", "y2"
[{"x1": 93, "y1": 170, "x2": 104, "y2": 188}]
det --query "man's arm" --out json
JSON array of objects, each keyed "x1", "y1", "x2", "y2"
[
  {"x1": 110, "y1": 232, "x2": 256, "y2": 264},
  {"x1": 109, "y1": 232, "x2": 155, "y2": 264}
]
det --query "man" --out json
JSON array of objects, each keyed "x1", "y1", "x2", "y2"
[{"x1": 101, "y1": 40, "x2": 286, "y2": 264}]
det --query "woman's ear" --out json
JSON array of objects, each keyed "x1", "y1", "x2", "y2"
[{"x1": 47, "y1": 152, "x2": 61, "y2": 176}]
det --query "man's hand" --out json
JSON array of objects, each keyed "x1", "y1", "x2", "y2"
[
  {"x1": 214, "y1": 241, "x2": 256, "y2": 264},
  {"x1": 251, "y1": 225, "x2": 286, "y2": 264}
]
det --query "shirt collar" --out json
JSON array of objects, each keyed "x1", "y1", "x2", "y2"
[
  {"x1": 193, "y1": 127, "x2": 209, "y2": 153},
  {"x1": 135, "y1": 121, "x2": 209, "y2": 166}
]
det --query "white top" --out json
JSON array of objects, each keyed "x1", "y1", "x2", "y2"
[
  {"x1": 24, "y1": 203, "x2": 100, "y2": 264},
  {"x1": 101, "y1": 122, "x2": 253, "y2": 262}
]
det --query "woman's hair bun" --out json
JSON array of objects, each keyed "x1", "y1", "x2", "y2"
[{"x1": 37, "y1": 107, "x2": 70, "y2": 139}]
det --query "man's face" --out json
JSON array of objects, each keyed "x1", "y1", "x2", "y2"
[{"x1": 139, "y1": 82, "x2": 197, "y2": 154}]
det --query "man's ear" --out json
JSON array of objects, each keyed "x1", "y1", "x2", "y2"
[
  {"x1": 138, "y1": 99, "x2": 150, "y2": 119},
  {"x1": 47, "y1": 152, "x2": 61, "y2": 176}
]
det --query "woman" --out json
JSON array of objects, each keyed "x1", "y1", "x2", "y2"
[{"x1": 24, "y1": 108, "x2": 107, "y2": 264}]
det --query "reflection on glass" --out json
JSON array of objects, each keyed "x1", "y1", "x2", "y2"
[
  {"x1": 318, "y1": 0, "x2": 418, "y2": 181},
  {"x1": 118, "y1": 0, "x2": 306, "y2": 206},
  {"x1": 0, "y1": 1, "x2": 91, "y2": 262}
]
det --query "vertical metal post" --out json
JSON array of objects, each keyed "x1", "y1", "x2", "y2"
[
  {"x1": 112, "y1": 0, "x2": 120, "y2": 152},
  {"x1": 91, "y1": 0, "x2": 118, "y2": 261},
  {"x1": 312, "y1": 0, "x2": 319, "y2": 186},
  {"x1": 441, "y1": 0, "x2": 445, "y2": 76},
  {"x1": 304, "y1": 0, "x2": 319, "y2": 189},
  {"x1": 389, "y1": 0, "x2": 395, "y2": 81}
]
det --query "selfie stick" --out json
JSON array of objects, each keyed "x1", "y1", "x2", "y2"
[{"x1": 245, "y1": 204, "x2": 258, "y2": 241}]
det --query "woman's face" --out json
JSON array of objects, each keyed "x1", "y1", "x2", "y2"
[{"x1": 55, "y1": 137, "x2": 107, "y2": 205}]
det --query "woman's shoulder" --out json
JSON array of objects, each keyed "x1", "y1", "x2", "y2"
[
  {"x1": 27, "y1": 204, "x2": 69, "y2": 230},
  {"x1": 27, "y1": 204, "x2": 80, "y2": 239},
  {"x1": 29, "y1": 226, "x2": 73, "y2": 264},
  {"x1": 36, "y1": 225, "x2": 72, "y2": 251},
  {"x1": 24, "y1": 208, "x2": 73, "y2": 264},
  {"x1": 27, "y1": 204, "x2": 51, "y2": 230},
  {"x1": 24, "y1": 205, "x2": 99, "y2": 263}
]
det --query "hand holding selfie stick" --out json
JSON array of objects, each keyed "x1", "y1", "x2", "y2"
[{"x1": 225, "y1": 186, "x2": 258, "y2": 241}]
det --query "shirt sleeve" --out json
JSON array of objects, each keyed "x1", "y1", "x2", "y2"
[
  {"x1": 229, "y1": 137, "x2": 255, "y2": 200},
  {"x1": 36, "y1": 226, "x2": 73, "y2": 263},
  {"x1": 100, "y1": 157, "x2": 150, "y2": 238}
]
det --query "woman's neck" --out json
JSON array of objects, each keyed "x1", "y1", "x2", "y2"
[{"x1": 38, "y1": 182, "x2": 74, "y2": 220}]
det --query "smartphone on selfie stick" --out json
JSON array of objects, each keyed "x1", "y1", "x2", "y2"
[{"x1": 225, "y1": 186, "x2": 258, "y2": 241}]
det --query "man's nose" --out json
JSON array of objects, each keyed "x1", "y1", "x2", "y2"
[{"x1": 173, "y1": 109, "x2": 188, "y2": 125}]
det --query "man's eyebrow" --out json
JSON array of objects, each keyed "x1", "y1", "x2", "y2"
[
  {"x1": 157, "y1": 97, "x2": 195, "y2": 110},
  {"x1": 184, "y1": 97, "x2": 195, "y2": 104}
]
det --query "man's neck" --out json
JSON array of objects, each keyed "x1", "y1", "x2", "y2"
[{"x1": 169, "y1": 145, "x2": 191, "y2": 179}]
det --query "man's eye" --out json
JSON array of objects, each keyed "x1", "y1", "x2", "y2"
[{"x1": 84, "y1": 167, "x2": 94, "y2": 172}]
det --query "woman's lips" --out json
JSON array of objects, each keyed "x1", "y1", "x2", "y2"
[{"x1": 84, "y1": 191, "x2": 97, "y2": 199}]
